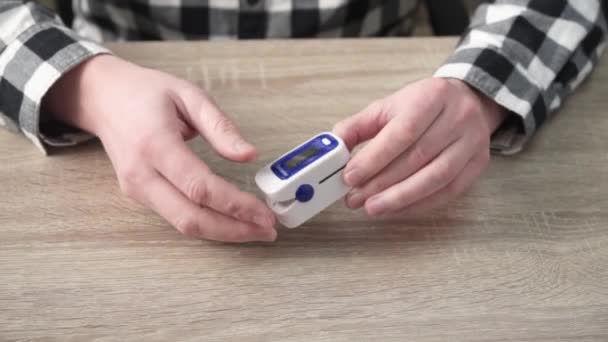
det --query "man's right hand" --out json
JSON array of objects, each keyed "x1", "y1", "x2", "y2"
[{"x1": 43, "y1": 55, "x2": 277, "y2": 242}]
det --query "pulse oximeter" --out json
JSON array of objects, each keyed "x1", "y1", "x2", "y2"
[{"x1": 255, "y1": 132, "x2": 351, "y2": 228}]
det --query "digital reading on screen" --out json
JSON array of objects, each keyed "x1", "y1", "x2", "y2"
[{"x1": 285, "y1": 146, "x2": 320, "y2": 170}]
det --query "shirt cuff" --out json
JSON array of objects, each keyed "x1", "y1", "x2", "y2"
[{"x1": 2, "y1": 22, "x2": 110, "y2": 154}]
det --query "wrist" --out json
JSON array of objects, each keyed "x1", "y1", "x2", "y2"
[
  {"x1": 444, "y1": 78, "x2": 508, "y2": 133},
  {"x1": 42, "y1": 54, "x2": 133, "y2": 136},
  {"x1": 475, "y1": 88, "x2": 508, "y2": 133}
]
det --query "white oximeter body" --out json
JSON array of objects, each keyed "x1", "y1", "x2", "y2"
[{"x1": 255, "y1": 132, "x2": 351, "y2": 228}]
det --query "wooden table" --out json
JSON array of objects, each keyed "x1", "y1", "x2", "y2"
[{"x1": 1, "y1": 38, "x2": 607, "y2": 341}]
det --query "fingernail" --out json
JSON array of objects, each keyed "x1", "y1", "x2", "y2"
[
  {"x1": 346, "y1": 191, "x2": 365, "y2": 209},
  {"x1": 366, "y1": 196, "x2": 386, "y2": 216},
  {"x1": 344, "y1": 168, "x2": 362, "y2": 187},
  {"x1": 233, "y1": 139, "x2": 254, "y2": 153}
]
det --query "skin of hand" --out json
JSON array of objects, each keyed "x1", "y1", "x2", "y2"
[
  {"x1": 333, "y1": 77, "x2": 508, "y2": 217},
  {"x1": 43, "y1": 54, "x2": 277, "y2": 242}
]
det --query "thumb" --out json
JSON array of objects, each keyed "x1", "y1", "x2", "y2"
[{"x1": 175, "y1": 85, "x2": 257, "y2": 163}]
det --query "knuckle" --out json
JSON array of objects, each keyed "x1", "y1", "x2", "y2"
[
  {"x1": 460, "y1": 97, "x2": 479, "y2": 116},
  {"x1": 454, "y1": 104, "x2": 478, "y2": 128},
  {"x1": 117, "y1": 164, "x2": 146, "y2": 197},
  {"x1": 371, "y1": 100, "x2": 391, "y2": 124},
  {"x1": 396, "y1": 121, "x2": 417, "y2": 146},
  {"x1": 213, "y1": 116, "x2": 237, "y2": 136},
  {"x1": 453, "y1": 110, "x2": 471, "y2": 128},
  {"x1": 186, "y1": 178, "x2": 211, "y2": 205},
  {"x1": 132, "y1": 136, "x2": 157, "y2": 159},
  {"x1": 224, "y1": 199, "x2": 242, "y2": 217},
  {"x1": 174, "y1": 216, "x2": 200, "y2": 237},
  {"x1": 432, "y1": 164, "x2": 454, "y2": 185},
  {"x1": 409, "y1": 144, "x2": 428, "y2": 166}
]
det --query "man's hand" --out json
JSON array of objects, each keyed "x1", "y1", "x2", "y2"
[
  {"x1": 44, "y1": 55, "x2": 276, "y2": 242},
  {"x1": 334, "y1": 78, "x2": 507, "y2": 217}
]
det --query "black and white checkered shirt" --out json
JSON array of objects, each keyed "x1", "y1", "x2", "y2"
[{"x1": 0, "y1": 1, "x2": 606, "y2": 154}]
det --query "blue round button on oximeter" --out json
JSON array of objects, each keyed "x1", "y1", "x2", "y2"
[{"x1": 295, "y1": 184, "x2": 314, "y2": 202}]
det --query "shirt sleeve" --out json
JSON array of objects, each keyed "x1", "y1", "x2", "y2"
[
  {"x1": 0, "y1": 1, "x2": 110, "y2": 154},
  {"x1": 434, "y1": 1, "x2": 607, "y2": 155}
]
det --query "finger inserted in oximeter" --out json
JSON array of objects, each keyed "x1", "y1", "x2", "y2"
[{"x1": 255, "y1": 132, "x2": 351, "y2": 228}]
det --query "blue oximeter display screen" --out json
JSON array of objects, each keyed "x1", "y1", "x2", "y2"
[
  {"x1": 271, "y1": 134, "x2": 338, "y2": 180},
  {"x1": 285, "y1": 146, "x2": 320, "y2": 170}
]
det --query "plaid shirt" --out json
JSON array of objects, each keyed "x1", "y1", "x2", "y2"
[{"x1": 0, "y1": 1, "x2": 606, "y2": 154}]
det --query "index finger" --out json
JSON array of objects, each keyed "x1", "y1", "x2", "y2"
[
  {"x1": 333, "y1": 100, "x2": 388, "y2": 151},
  {"x1": 175, "y1": 85, "x2": 257, "y2": 163},
  {"x1": 342, "y1": 97, "x2": 443, "y2": 188},
  {"x1": 140, "y1": 173, "x2": 276, "y2": 242},
  {"x1": 150, "y1": 133, "x2": 276, "y2": 229}
]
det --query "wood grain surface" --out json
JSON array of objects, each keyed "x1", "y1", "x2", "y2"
[{"x1": 1, "y1": 38, "x2": 607, "y2": 341}]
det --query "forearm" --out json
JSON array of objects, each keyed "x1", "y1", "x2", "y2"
[
  {"x1": 435, "y1": 0, "x2": 607, "y2": 154},
  {"x1": 0, "y1": 1, "x2": 109, "y2": 153}
]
